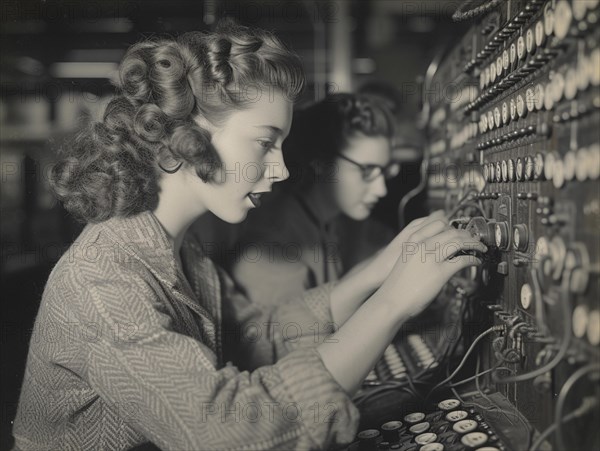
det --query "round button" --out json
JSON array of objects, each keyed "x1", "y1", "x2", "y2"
[
  {"x1": 501, "y1": 160, "x2": 508, "y2": 182},
  {"x1": 552, "y1": 158, "x2": 565, "y2": 188},
  {"x1": 502, "y1": 50, "x2": 509, "y2": 71},
  {"x1": 565, "y1": 68, "x2": 578, "y2": 100},
  {"x1": 534, "y1": 83, "x2": 545, "y2": 110},
  {"x1": 496, "y1": 56, "x2": 503, "y2": 78},
  {"x1": 495, "y1": 222, "x2": 509, "y2": 249},
  {"x1": 488, "y1": 111, "x2": 495, "y2": 130},
  {"x1": 480, "y1": 71, "x2": 486, "y2": 90},
  {"x1": 490, "y1": 62, "x2": 497, "y2": 83},
  {"x1": 496, "y1": 162, "x2": 502, "y2": 182},
  {"x1": 587, "y1": 310, "x2": 600, "y2": 346},
  {"x1": 494, "y1": 107, "x2": 501, "y2": 128},
  {"x1": 575, "y1": 148, "x2": 589, "y2": 181},
  {"x1": 510, "y1": 97, "x2": 517, "y2": 121},
  {"x1": 357, "y1": 429, "x2": 381, "y2": 440},
  {"x1": 590, "y1": 48, "x2": 600, "y2": 86},
  {"x1": 577, "y1": 55, "x2": 590, "y2": 92},
  {"x1": 526, "y1": 28, "x2": 535, "y2": 54},
  {"x1": 544, "y1": 4, "x2": 555, "y2": 37},
  {"x1": 483, "y1": 164, "x2": 490, "y2": 182},
  {"x1": 508, "y1": 159, "x2": 516, "y2": 181},
  {"x1": 405, "y1": 412, "x2": 426, "y2": 424},
  {"x1": 572, "y1": 304, "x2": 589, "y2": 338},
  {"x1": 521, "y1": 283, "x2": 533, "y2": 309},
  {"x1": 535, "y1": 20, "x2": 545, "y2": 47},
  {"x1": 588, "y1": 144, "x2": 600, "y2": 180},
  {"x1": 510, "y1": 42, "x2": 517, "y2": 65},
  {"x1": 544, "y1": 152, "x2": 558, "y2": 180},
  {"x1": 484, "y1": 66, "x2": 491, "y2": 87},
  {"x1": 525, "y1": 88, "x2": 536, "y2": 112},
  {"x1": 461, "y1": 432, "x2": 489, "y2": 448},
  {"x1": 410, "y1": 422, "x2": 431, "y2": 434},
  {"x1": 415, "y1": 433, "x2": 438, "y2": 446},
  {"x1": 524, "y1": 156, "x2": 534, "y2": 180},
  {"x1": 420, "y1": 444, "x2": 444, "y2": 451},
  {"x1": 554, "y1": 0, "x2": 573, "y2": 40},
  {"x1": 446, "y1": 410, "x2": 469, "y2": 422},
  {"x1": 514, "y1": 224, "x2": 529, "y2": 252},
  {"x1": 502, "y1": 102, "x2": 509, "y2": 125},
  {"x1": 489, "y1": 163, "x2": 496, "y2": 182},
  {"x1": 517, "y1": 36, "x2": 526, "y2": 60},
  {"x1": 481, "y1": 114, "x2": 488, "y2": 133},
  {"x1": 453, "y1": 419, "x2": 478, "y2": 434},
  {"x1": 552, "y1": 72, "x2": 566, "y2": 103},
  {"x1": 516, "y1": 157, "x2": 524, "y2": 181},
  {"x1": 544, "y1": 80, "x2": 555, "y2": 110},
  {"x1": 563, "y1": 151, "x2": 576, "y2": 181},
  {"x1": 438, "y1": 399, "x2": 461, "y2": 411},
  {"x1": 516, "y1": 94, "x2": 525, "y2": 117},
  {"x1": 534, "y1": 153, "x2": 545, "y2": 180},
  {"x1": 573, "y1": 0, "x2": 589, "y2": 20}
]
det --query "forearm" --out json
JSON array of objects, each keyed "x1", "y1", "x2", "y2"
[
  {"x1": 317, "y1": 291, "x2": 408, "y2": 396},
  {"x1": 329, "y1": 261, "x2": 380, "y2": 326}
]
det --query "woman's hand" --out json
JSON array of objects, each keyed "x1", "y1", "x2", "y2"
[
  {"x1": 375, "y1": 226, "x2": 486, "y2": 321},
  {"x1": 362, "y1": 210, "x2": 448, "y2": 289}
]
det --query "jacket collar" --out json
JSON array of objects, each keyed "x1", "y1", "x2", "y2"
[{"x1": 95, "y1": 210, "x2": 180, "y2": 289}]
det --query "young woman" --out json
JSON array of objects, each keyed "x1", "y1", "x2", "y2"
[
  {"x1": 12, "y1": 22, "x2": 485, "y2": 451},
  {"x1": 229, "y1": 93, "x2": 401, "y2": 307}
]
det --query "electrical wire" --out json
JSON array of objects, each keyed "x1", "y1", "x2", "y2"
[
  {"x1": 493, "y1": 268, "x2": 573, "y2": 384},
  {"x1": 426, "y1": 326, "x2": 501, "y2": 401},
  {"x1": 452, "y1": 0, "x2": 505, "y2": 22},
  {"x1": 530, "y1": 395, "x2": 599, "y2": 451},
  {"x1": 554, "y1": 364, "x2": 600, "y2": 450}
]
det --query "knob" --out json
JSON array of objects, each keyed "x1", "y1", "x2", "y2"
[{"x1": 520, "y1": 283, "x2": 533, "y2": 309}]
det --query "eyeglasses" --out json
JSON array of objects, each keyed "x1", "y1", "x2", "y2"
[{"x1": 336, "y1": 153, "x2": 401, "y2": 182}]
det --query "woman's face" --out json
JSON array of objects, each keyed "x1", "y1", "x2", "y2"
[
  {"x1": 330, "y1": 134, "x2": 391, "y2": 220},
  {"x1": 193, "y1": 90, "x2": 293, "y2": 223}
]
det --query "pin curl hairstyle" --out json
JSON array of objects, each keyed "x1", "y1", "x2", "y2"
[{"x1": 50, "y1": 20, "x2": 305, "y2": 223}]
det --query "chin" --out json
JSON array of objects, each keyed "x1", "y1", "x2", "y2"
[
  {"x1": 343, "y1": 206, "x2": 371, "y2": 221},
  {"x1": 213, "y1": 207, "x2": 249, "y2": 224}
]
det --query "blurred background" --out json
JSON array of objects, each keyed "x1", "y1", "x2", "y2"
[{"x1": 0, "y1": 1, "x2": 467, "y2": 447}]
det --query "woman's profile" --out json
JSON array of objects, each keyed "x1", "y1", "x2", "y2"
[{"x1": 12, "y1": 20, "x2": 485, "y2": 451}]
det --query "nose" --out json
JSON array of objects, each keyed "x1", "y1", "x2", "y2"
[
  {"x1": 369, "y1": 173, "x2": 387, "y2": 198},
  {"x1": 264, "y1": 149, "x2": 290, "y2": 182}
]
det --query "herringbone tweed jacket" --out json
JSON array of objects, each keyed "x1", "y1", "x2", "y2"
[{"x1": 13, "y1": 211, "x2": 359, "y2": 451}]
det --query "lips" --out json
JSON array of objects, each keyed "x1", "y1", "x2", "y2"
[{"x1": 247, "y1": 192, "x2": 264, "y2": 207}]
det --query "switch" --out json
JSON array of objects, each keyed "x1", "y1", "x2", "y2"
[
  {"x1": 534, "y1": 153, "x2": 545, "y2": 180},
  {"x1": 563, "y1": 151, "x2": 576, "y2": 181},
  {"x1": 461, "y1": 432, "x2": 489, "y2": 448},
  {"x1": 572, "y1": 304, "x2": 589, "y2": 338},
  {"x1": 516, "y1": 157, "x2": 524, "y2": 181},
  {"x1": 409, "y1": 422, "x2": 431, "y2": 435},
  {"x1": 495, "y1": 222, "x2": 510, "y2": 249},
  {"x1": 404, "y1": 412, "x2": 426, "y2": 424},
  {"x1": 587, "y1": 310, "x2": 600, "y2": 346},
  {"x1": 520, "y1": 283, "x2": 533, "y2": 309},
  {"x1": 415, "y1": 433, "x2": 438, "y2": 446},
  {"x1": 513, "y1": 224, "x2": 529, "y2": 251},
  {"x1": 525, "y1": 156, "x2": 534, "y2": 180},
  {"x1": 575, "y1": 147, "x2": 589, "y2": 181},
  {"x1": 452, "y1": 420, "x2": 478, "y2": 434},
  {"x1": 381, "y1": 421, "x2": 403, "y2": 443},
  {"x1": 554, "y1": 0, "x2": 573, "y2": 40},
  {"x1": 507, "y1": 159, "x2": 516, "y2": 181}
]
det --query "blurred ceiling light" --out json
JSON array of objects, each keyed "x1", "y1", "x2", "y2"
[
  {"x1": 50, "y1": 62, "x2": 119, "y2": 80},
  {"x1": 16, "y1": 57, "x2": 45, "y2": 76},
  {"x1": 408, "y1": 16, "x2": 436, "y2": 33},
  {"x1": 66, "y1": 49, "x2": 125, "y2": 62},
  {"x1": 353, "y1": 58, "x2": 376, "y2": 74},
  {"x1": 70, "y1": 18, "x2": 133, "y2": 33}
]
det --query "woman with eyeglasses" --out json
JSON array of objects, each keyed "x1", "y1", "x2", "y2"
[{"x1": 228, "y1": 93, "x2": 423, "y2": 308}]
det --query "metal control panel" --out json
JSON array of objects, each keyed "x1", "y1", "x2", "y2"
[{"x1": 423, "y1": 1, "x2": 600, "y2": 449}]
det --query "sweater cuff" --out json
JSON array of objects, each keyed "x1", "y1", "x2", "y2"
[{"x1": 277, "y1": 347, "x2": 359, "y2": 449}]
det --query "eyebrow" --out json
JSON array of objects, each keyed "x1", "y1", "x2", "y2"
[{"x1": 252, "y1": 125, "x2": 284, "y2": 135}]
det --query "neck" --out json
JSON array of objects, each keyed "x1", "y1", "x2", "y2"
[
  {"x1": 300, "y1": 184, "x2": 340, "y2": 226},
  {"x1": 153, "y1": 173, "x2": 206, "y2": 255}
]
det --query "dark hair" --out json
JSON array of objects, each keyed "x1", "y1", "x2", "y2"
[
  {"x1": 282, "y1": 93, "x2": 394, "y2": 189},
  {"x1": 51, "y1": 20, "x2": 305, "y2": 223}
]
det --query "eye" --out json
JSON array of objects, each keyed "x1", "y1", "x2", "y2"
[{"x1": 257, "y1": 139, "x2": 274, "y2": 152}]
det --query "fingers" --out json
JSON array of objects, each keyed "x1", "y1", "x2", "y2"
[
  {"x1": 441, "y1": 254, "x2": 483, "y2": 277},
  {"x1": 409, "y1": 218, "x2": 450, "y2": 242},
  {"x1": 406, "y1": 210, "x2": 446, "y2": 231},
  {"x1": 418, "y1": 228, "x2": 487, "y2": 261}
]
